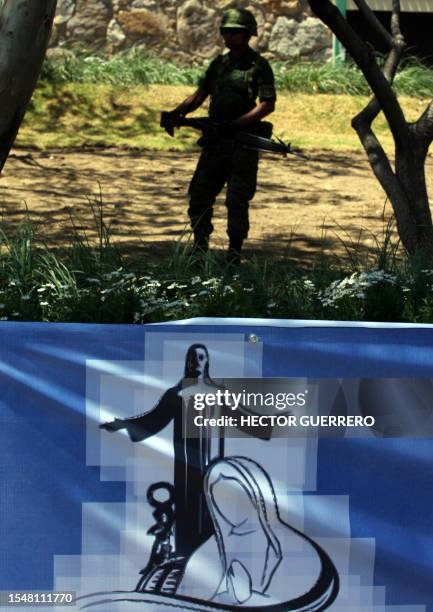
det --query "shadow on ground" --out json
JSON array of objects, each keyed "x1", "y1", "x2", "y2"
[{"x1": 1, "y1": 147, "x2": 425, "y2": 264}]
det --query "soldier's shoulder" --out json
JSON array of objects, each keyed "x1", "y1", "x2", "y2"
[
  {"x1": 247, "y1": 48, "x2": 273, "y2": 70},
  {"x1": 254, "y1": 51, "x2": 273, "y2": 68},
  {"x1": 208, "y1": 53, "x2": 228, "y2": 68},
  {"x1": 202, "y1": 54, "x2": 227, "y2": 79}
]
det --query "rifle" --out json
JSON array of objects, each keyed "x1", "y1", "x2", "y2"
[{"x1": 160, "y1": 112, "x2": 309, "y2": 160}]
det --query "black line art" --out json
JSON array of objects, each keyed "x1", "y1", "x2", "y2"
[
  {"x1": 94, "y1": 344, "x2": 340, "y2": 610},
  {"x1": 135, "y1": 482, "x2": 178, "y2": 593},
  {"x1": 77, "y1": 456, "x2": 339, "y2": 610},
  {"x1": 177, "y1": 456, "x2": 339, "y2": 609},
  {"x1": 100, "y1": 344, "x2": 221, "y2": 558},
  {"x1": 100, "y1": 344, "x2": 270, "y2": 562}
]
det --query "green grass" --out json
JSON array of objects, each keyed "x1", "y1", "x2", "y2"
[
  {"x1": 17, "y1": 51, "x2": 432, "y2": 151},
  {"x1": 18, "y1": 81, "x2": 429, "y2": 151},
  {"x1": 0, "y1": 216, "x2": 432, "y2": 324},
  {"x1": 41, "y1": 50, "x2": 203, "y2": 87},
  {"x1": 7, "y1": 53, "x2": 433, "y2": 323},
  {"x1": 41, "y1": 50, "x2": 433, "y2": 98},
  {"x1": 274, "y1": 57, "x2": 433, "y2": 98}
]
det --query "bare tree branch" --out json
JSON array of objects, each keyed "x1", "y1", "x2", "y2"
[
  {"x1": 350, "y1": 1, "x2": 418, "y2": 247},
  {"x1": 309, "y1": 0, "x2": 409, "y2": 147},
  {"x1": 352, "y1": 0, "x2": 393, "y2": 47},
  {"x1": 353, "y1": 0, "x2": 405, "y2": 140},
  {"x1": 310, "y1": 0, "x2": 433, "y2": 256},
  {"x1": 388, "y1": 2, "x2": 432, "y2": 150},
  {"x1": 352, "y1": 45, "x2": 403, "y2": 129},
  {"x1": 390, "y1": 0, "x2": 403, "y2": 38}
]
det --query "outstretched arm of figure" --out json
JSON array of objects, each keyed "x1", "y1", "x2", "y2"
[
  {"x1": 99, "y1": 389, "x2": 176, "y2": 442},
  {"x1": 100, "y1": 418, "x2": 126, "y2": 432}
]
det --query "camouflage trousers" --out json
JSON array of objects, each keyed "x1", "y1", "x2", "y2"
[{"x1": 188, "y1": 143, "x2": 259, "y2": 241}]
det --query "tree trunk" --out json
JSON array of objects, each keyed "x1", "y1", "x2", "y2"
[
  {"x1": 0, "y1": 0, "x2": 57, "y2": 172},
  {"x1": 352, "y1": 114, "x2": 433, "y2": 256},
  {"x1": 395, "y1": 135, "x2": 433, "y2": 255},
  {"x1": 309, "y1": 0, "x2": 433, "y2": 259}
]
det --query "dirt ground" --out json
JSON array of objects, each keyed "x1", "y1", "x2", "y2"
[{"x1": 1, "y1": 147, "x2": 432, "y2": 262}]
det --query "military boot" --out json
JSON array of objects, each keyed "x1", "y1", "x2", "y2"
[
  {"x1": 227, "y1": 235, "x2": 243, "y2": 266},
  {"x1": 192, "y1": 233, "x2": 209, "y2": 256}
]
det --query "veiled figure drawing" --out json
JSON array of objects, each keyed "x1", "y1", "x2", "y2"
[{"x1": 178, "y1": 456, "x2": 339, "y2": 609}]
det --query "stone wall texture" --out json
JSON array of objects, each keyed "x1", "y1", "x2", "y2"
[{"x1": 51, "y1": 0, "x2": 332, "y2": 63}]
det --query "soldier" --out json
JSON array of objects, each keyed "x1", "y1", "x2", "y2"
[{"x1": 165, "y1": 8, "x2": 277, "y2": 264}]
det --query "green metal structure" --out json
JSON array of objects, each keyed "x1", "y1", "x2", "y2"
[{"x1": 333, "y1": 0, "x2": 347, "y2": 64}]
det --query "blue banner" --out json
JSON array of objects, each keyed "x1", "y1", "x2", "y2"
[{"x1": 1, "y1": 321, "x2": 432, "y2": 611}]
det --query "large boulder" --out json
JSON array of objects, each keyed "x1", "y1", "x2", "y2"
[
  {"x1": 296, "y1": 17, "x2": 331, "y2": 57},
  {"x1": 176, "y1": 0, "x2": 221, "y2": 59},
  {"x1": 260, "y1": 0, "x2": 301, "y2": 17},
  {"x1": 51, "y1": 0, "x2": 75, "y2": 45},
  {"x1": 131, "y1": 0, "x2": 158, "y2": 8},
  {"x1": 117, "y1": 9, "x2": 169, "y2": 43},
  {"x1": 269, "y1": 16, "x2": 330, "y2": 60},
  {"x1": 107, "y1": 18, "x2": 127, "y2": 50},
  {"x1": 268, "y1": 17, "x2": 298, "y2": 59},
  {"x1": 66, "y1": 0, "x2": 112, "y2": 49},
  {"x1": 50, "y1": 0, "x2": 331, "y2": 62},
  {"x1": 54, "y1": 0, "x2": 76, "y2": 26}
]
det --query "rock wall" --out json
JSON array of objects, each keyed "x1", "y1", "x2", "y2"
[{"x1": 51, "y1": 0, "x2": 332, "y2": 63}]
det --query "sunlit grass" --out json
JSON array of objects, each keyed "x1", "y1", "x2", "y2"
[
  {"x1": 40, "y1": 51, "x2": 433, "y2": 98},
  {"x1": 20, "y1": 51, "x2": 432, "y2": 151},
  {"x1": 18, "y1": 81, "x2": 431, "y2": 152}
]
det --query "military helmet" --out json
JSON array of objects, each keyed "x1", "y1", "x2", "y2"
[{"x1": 220, "y1": 8, "x2": 258, "y2": 37}]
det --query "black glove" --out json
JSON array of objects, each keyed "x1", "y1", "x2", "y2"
[{"x1": 160, "y1": 110, "x2": 184, "y2": 136}]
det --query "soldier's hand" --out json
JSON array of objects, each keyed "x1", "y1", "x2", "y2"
[
  {"x1": 160, "y1": 110, "x2": 183, "y2": 136},
  {"x1": 99, "y1": 418, "x2": 125, "y2": 432}
]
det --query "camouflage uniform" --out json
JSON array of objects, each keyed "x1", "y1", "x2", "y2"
[{"x1": 188, "y1": 48, "x2": 277, "y2": 244}]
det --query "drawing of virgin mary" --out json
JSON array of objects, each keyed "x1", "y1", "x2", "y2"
[
  {"x1": 77, "y1": 456, "x2": 339, "y2": 610},
  {"x1": 177, "y1": 456, "x2": 339, "y2": 609}
]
